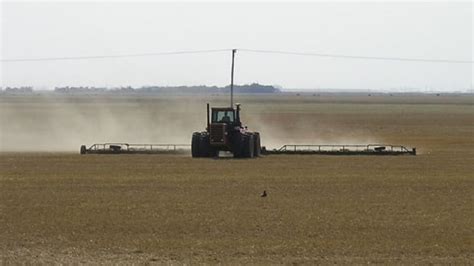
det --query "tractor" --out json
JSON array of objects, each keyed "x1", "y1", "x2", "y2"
[{"x1": 191, "y1": 103, "x2": 261, "y2": 158}]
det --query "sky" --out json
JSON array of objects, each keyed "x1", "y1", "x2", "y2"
[{"x1": 1, "y1": 1, "x2": 473, "y2": 91}]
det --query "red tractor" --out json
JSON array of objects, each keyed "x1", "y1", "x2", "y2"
[{"x1": 192, "y1": 103, "x2": 261, "y2": 158}]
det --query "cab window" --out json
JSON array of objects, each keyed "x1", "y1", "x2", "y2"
[{"x1": 212, "y1": 110, "x2": 235, "y2": 123}]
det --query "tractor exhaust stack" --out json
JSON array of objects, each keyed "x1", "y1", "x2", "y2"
[{"x1": 207, "y1": 103, "x2": 210, "y2": 130}]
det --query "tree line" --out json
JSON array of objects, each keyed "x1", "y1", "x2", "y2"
[{"x1": 1, "y1": 83, "x2": 280, "y2": 94}]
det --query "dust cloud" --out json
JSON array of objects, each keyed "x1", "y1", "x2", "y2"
[
  {"x1": 0, "y1": 95, "x2": 209, "y2": 152},
  {"x1": 0, "y1": 94, "x2": 380, "y2": 152}
]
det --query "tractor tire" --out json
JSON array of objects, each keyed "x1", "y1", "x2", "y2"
[
  {"x1": 248, "y1": 134, "x2": 255, "y2": 158},
  {"x1": 80, "y1": 145, "x2": 87, "y2": 155},
  {"x1": 199, "y1": 133, "x2": 212, "y2": 157},
  {"x1": 253, "y1": 132, "x2": 261, "y2": 157},
  {"x1": 191, "y1": 132, "x2": 201, "y2": 157},
  {"x1": 232, "y1": 133, "x2": 244, "y2": 158},
  {"x1": 242, "y1": 134, "x2": 255, "y2": 158}
]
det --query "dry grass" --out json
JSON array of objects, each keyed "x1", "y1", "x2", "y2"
[{"x1": 0, "y1": 94, "x2": 473, "y2": 264}]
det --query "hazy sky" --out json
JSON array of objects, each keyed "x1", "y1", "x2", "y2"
[{"x1": 1, "y1": 1, "x2": 473, "y2": 91}]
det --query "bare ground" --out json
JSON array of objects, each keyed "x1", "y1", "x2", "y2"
[{"x1": 0, "y1": 94, "x2": 473, "y2": 264}]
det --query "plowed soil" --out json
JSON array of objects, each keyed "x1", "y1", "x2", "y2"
[{"x1": 1, "y1": 94, "x2": 473, "y2": 263}]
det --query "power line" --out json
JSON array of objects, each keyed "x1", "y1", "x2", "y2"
[
  {"x1": 238, "y1": 48, "x2": 474, "y2": 64},
  {"x1": 0, "y1": 49, "x2": 231, "y2": 62},
  {"x1": 1, "y1": 48, "x2": 472, "y2": 64}
]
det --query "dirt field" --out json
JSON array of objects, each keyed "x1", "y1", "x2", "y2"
[{"x1": 0, "y1": 93, "x2": 473, "y2": 263}]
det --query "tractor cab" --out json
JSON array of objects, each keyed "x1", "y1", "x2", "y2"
[
  {"x1": 212, "y1": 109, "x2": 234, "y2": 123},
  {"x1": 210, "y1": 105, "x2": 241, "y2": 127}
]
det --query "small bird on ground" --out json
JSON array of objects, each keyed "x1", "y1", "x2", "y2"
[{"x1": 261, "y1": 190, "x2": 267, "y2": 197}]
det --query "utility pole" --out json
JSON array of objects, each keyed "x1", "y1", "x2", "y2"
[{"x1": 230, "y1": 49, "x2": 236, "y2": 107}]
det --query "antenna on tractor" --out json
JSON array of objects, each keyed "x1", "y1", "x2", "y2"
[{"x1": 230, "y1": 49, "x2": 236, "y2": 107}]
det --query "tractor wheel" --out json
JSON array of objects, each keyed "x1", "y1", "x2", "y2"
[
  {"x1": 242, "y1": 134, "x2": 254, "y2": 158},
  {"x1": 253, "y1": 132, "x2": 261, "y2": 157},
  {"x1": 191, "y1": 132, "x2": 201, "y2": 157},
  {"x1": 248, "y1": 134, "x2": 255, "y2": 158},
  {"x1": 199, "y1": 134, "x2": 212, "y2": 157},
  {"x1": 233, "y1": 133, "x2": 244, "y2": 158},
  {"x1": 80, "y1": 145, "x2": 87, "y2": 155}
]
